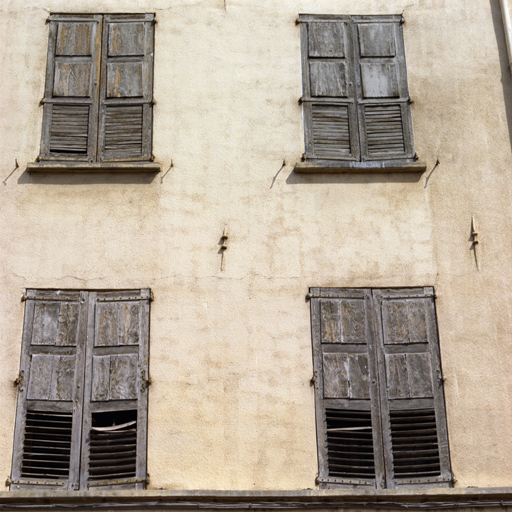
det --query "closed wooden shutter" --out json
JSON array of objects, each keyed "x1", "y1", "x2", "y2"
[
  {"x1": 299, "y1": 16, "x2": 360, "y2": 161},
  {"x1": 10, "y1": 291, "x2": 87, "y2": 490},
  {"x1": 40, "y1": 15, "x2": 102, "y2": 162},
  {"x1": 299, "y1": 15, "x2": 414, "y2": 163},
  {"x1": 310, "y1": 288, "x2": 385, "y2": 488},
  {"x1": 372, "y1": 288, "x2": 452, "y2": 488},
  {"x1": 354, "y1": 17, "x2": 414, "y2": 161},
  {"x1": 11, "y1": 289, "x2": 150, "y2": 492},
  {"x1": 310, "y1": 288, "x2": 451, "y2": 489},
  {"x1": 80, "y1": 290, "x2": 150, "y2": 490},
  {"x1": 98, "y1": 14, "x2": 154, "y2": 162}
]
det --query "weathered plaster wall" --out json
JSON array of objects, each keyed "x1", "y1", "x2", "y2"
[{"x1": 1, "y1": 0, "x2": 511, "y2": 491}]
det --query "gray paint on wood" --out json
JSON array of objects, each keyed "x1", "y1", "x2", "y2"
[
  {"x1": 309, "y1": 22, "x2": 346, "y2": 57},
  {"x1": 56, "y1": 22, "x2": 93, "y2": 56},
  {"x1": 108, "y1": 22, "x2": 145, "y2": 56},
  {"x1": 53, "y1": 62, "x2": 93, "y2": 97},
  {"x1": 91, "y1": 355, "x2": 138, "y2": 401},
  {"x1": 358, "y1": 23, "x2": 396, "y2": 57},
  {"x1": 106, "y1": 62, "x2": 143, "y2": 98},
  {"x1": 323, "y1": 353, "x2": 370, "y2": 399},
  {"x1": 310, "y1": 61, "x2": 348, "y2": 97},
  {"x1": 360, "y1": 62, "x2": 399, "y2": 98}
]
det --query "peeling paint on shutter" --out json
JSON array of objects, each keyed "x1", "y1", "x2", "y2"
[
  {"x1": 299, "y1": 15, "x2": 360, "y2": 162},
  {"x1": 98, "y1": 15, "x2": 154, "y2": 162},
  {"x1": 373, "y1": 288, "x2": 452, "y2": 489},
  {"x1": 81, "y1": 290, "x2": 149, "y2": 490},
  {"x1": 40, "y1": 16, "x2": 102, "y2": 162},
  {"x1": 11, "y1": 291, "x2": 87, "y2": 491},
  {"x1": 39, "y1": 14, "x2": 154, "y2": 164},
  {"x1": 310, "y1": 288, "x2": 384, "y2": 489}
]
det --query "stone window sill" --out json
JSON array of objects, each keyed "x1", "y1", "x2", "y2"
[
  {"x1": 294, "y1": 159, "x2": 427, "y2": 173},
  {"x1": 27, "y1": 162, "x2": 161, "y2": 173}
]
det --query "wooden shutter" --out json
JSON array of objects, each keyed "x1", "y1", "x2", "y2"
[
  {"x1": 310, "y1": 288, "x2": 384, "y2": 489},
  {"x1": 10, "y1": 291, "x2": 87, "y2": 491},
  {"x1": 40, "y1": 15, "x2": 102, "y2": 162},
  {"x1": 372, "y1": 288, "x2": 452, "y2": 488},
  {"x1": 353, "y1": 16, "x2": 415, "y2": 161},
  {"x1": 80, "y1": 290, "x2": 150, "y2": 490},
  {"x1": 98, "y1": 14, "x2": 154, "y2": 162},
  {"x1": 299, "y1": 15, "x2": 360, "y2": 161}
]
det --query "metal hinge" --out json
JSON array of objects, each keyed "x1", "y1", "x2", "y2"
[
  {"x1": 14, "y1": 371, "x2": 24, "y2": 391},
  {"x1": 88, "y1": 477, "x2": 148, "y2": 488},
  {"x1": 141, "y1": 370, "x2": 151, "y2": 392},
  {"x1": 310, "y1": 370, "x2": 319, "y2": 389},
  {"x1": 7, "y1": 477, "x2": 65, "y2": 486}
]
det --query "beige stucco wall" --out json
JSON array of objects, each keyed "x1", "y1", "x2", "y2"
[{"x1": 1, "y1": 0, "x2": 512, "y2": 491}]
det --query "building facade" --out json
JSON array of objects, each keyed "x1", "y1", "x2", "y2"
[{"x1": 0, "y1": 0, "x2": 511, "y2": 508}]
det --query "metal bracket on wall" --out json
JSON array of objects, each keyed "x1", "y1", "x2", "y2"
[{"x1": 471, "y1": 216, "x2": 480, "y2": 271}]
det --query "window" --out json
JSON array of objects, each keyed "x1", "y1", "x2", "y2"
[
  {"x1": 10, "y1": 290, "x2": 150, "y2": 491},
  {"x1": 37, "y1": 14, "x2": 154, "y2": 164},
  {"x1": 310, "y1": 287, "x2": 452, "y2": 489},
  {"x1": 297, "y1": 15, "x2": 421, "y2": 171}
]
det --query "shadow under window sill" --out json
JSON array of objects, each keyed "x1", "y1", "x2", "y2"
[
  {"x1": 294, "y1": 159, "x2": 427, "y2": 174},
  {"x1": 27, "y1": 162, "x2": 161, "y2": 173}
]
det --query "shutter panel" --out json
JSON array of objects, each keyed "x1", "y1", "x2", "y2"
[
  {"x1": 10, "y1": 291, "x2": 87, "y2": 491},
  {"x1": 40, "y1": 15, "x2": 102, "y2": 161},
  {"x1": 98, "y1": 15, "x2": 154, "y2": 161},
  {"x1": 310, "y1": 288, "x2": 384, "y2": 489},
  {"x1": 354, "y1": 17, "x2": 415, "y2": 161},
  {"x1": 372, "y1": 288, "x2": 452, "y2": 488},
  {"x1": 80, "y1": 290, "x2": 150, "y2": 490},
  {"x1": 299, "y1": 16, "x2": 360, "y2": 161}
]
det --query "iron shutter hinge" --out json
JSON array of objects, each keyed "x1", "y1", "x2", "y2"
[
  {"x1": 141, "y1": 370, "x2": 151, "y2": 392},
  {"x1": 310, "y1": 370, "x2": 319, "y2": 389},
  {"x1": 14, "y1": 370, "x2": 24, "y2": 390}
]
